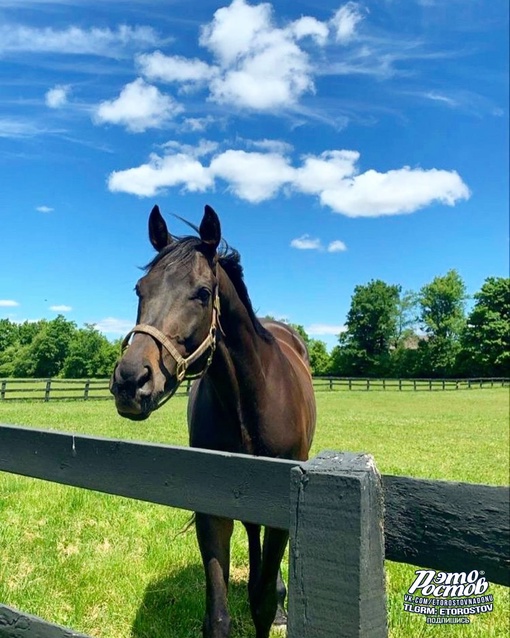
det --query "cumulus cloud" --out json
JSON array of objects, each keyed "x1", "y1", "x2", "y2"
[
  {"x1": 0, "y1": 300, "x2": 19, "y2": 307},
  {"x1": 95, "y1": 78, "x2": 183, "y2": 133},
  {"x1": 291, "y1": 235, "x2": 348, "y2": 252},
  {"x1": 135, "y1": 0, "x2": 364, "y2": 112},
  {"x1": 108, "y1": 143, "x2": 470, "y2": 217},
  {"x1": 327, "y1": 240, "x2": 347, "y2": 252},
  {"x1": 109, "y1": 152, "x2": 213, "y2": 196},
  {"x1": 209, "y1": 150, "x2": 294, "y2": 202},
  {"x1": 36, "y1": 205, "x2": 53, "y2": 213},
  {"x1": 45, "y1": 85, "x2": 70, "y2": 108},
  {"x1": 290, "y1": 235, "x2": 323, "y2": 250}
]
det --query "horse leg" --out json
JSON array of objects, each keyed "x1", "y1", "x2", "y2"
[
  {"x1": 274, "y1": 568, "x2": 287, "y2": 626},
  {"x1": 243, "y1": 522, "x2": 262, "y2": 598},
  {"x1": 196, "y1": 513, "x2": 234, "y2": 638},
  {"x1": 249, "y1": 526, "x2": 289, "y2": 638}
]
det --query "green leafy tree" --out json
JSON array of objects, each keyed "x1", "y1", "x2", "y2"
[
  {"x1": 0, "y1": 318, "x2": 17, "y2": 352},
  {"x1": 62, "y1": 325, "x2": 120, "y2": 378},
  {"x1": 307, "y1": 339, "x2": 331, "y2": 376},
  {"x1": 459, "y1": 277, "x2": 510, "y2": 376},
  {"x1": 417, "y1": 270, "x2": 467, "y2": 377},
  {"x1": 339, "y1": 279, "x2": 401, "y2": 376},
  {"x1": 22, "y1": 315, "x2": 77, "y2": 378}
]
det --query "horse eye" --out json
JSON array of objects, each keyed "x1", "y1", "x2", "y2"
[{"x1": 195, "y1": 287, "x2": 211, "y2": 304}]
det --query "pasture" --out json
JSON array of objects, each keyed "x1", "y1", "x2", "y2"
[{"x1": 0, "y1": 389, "x2": 508, "y2": 637}]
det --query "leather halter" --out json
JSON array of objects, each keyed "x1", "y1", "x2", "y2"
[{"x1": 121, "y1": 284, "x2": 221, "y2": 384}]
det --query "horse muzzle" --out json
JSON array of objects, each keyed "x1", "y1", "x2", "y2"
[{"x1": 110, "y1": 358, "x2": 171, "y2": 420}]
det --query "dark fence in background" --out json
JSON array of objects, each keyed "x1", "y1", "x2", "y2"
[
  {"x1": 0, "y1": 424, "x2": 508, "y2": 637},
  {"x1": 0, "y1": 376, "x2": 508, "y2": 402}
]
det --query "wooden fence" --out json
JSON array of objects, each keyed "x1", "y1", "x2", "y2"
[
  {"x1": 0, "y1": 424, "x2": 508, "y2": 637},
  {"x1": 0, "y1": 376, "x2": 508, "y2": 402}
]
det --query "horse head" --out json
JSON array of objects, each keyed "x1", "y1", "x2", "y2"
[{"x1": 110, "y1": 204, "x2": 221, "y2": 420}]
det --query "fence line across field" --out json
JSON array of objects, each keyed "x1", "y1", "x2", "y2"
[
  {"x1": 0, "y1": 424, "x2": 508, "y2": 637},
  {"x1": 0, "y1": 376, "x2": 508, "y2": 402}
]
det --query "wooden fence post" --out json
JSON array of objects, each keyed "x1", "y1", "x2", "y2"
[
  {"x1": 84, "y1": 380, "x2": 91, "y2": 401},
  {"x1": 287, "y1": 451, "x2": 387, "y2": 638},
  {"x1": 0, "y1": 380, "x2": 6, "y2": 401},
  {"x1": 44, "y1": 379, "x2": 51, "y2": 402}
]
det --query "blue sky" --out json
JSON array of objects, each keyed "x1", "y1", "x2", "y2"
[{"x1": 0, "y1": 0, "x2": 508, "y2": 350}]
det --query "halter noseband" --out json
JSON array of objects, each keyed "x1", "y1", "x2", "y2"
[{"x1": 121, "y1": 286, "x2": 221, "y2": 384}]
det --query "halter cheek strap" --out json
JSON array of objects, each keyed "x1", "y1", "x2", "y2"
[{"x1": 121, "y1": 290, "x2": 221, "y2": 384}]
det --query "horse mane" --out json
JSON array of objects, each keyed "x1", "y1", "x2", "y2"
[
  {"x1": 143, "y1": 234, "x2": 274, "y2": 344},
  {"x1": 217, "y1": 247, "x2": 274, "y2": 343}
]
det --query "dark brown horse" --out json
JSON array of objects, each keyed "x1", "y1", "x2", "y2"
[{"x1": 110, "y1": 204, "x2": 316, "y2": 638}]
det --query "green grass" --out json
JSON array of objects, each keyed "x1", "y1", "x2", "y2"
[{"x1": 0, "y1": 390, "x2": 508, "y2": 637}]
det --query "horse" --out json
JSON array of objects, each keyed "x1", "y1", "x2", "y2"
[{"x1": 110, "y1": 204, "x2": 316, "y2": 638}]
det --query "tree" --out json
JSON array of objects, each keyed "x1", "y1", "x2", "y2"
[
  {"x1": 23, "y1": 315, "x2": 77, "y2": 378},
  {"x1": 417, "y1": 270, "x2": 467, "y2": 377},
  {"x1": 338, "y1": 279, "x2": 401, "y2": 376},
  {"x1": 62, "y1": 325, "x2": 119, "y2": 378},
  {"x1": 459, "y1": 277, "x2": 510, "y2": 376},
  {"x1": 307, "y1": 339, "x2": 331, "y2": 376},
  {"x1": 0, "y1": 319, "x2": 17, "y2": 353}
]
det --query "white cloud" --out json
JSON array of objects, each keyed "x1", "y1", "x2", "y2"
[
  {"x1": 327, "y1": 240, "x2": 347, "y2": 252},
  {"x1": 306, "y1": 323, "x2": 347, "y2": 336},
  {"x1": 36, "y1": 205, "x2": 53, "y2": 213},
  {"x1": 202, "y1": 0, "x2": 315, "y2": 110},
  {"x1": 49, "y1": 305, "x2": 72, "y2": 312},
  {"x1": 95, "y1": 78, "x2": 183, "y2": 133},
  {"x1": 289, "y1": 16, "x2": 329, "y2": 45},
  {"x1": 135, "y1": 0, "x2": 329, "y2": 112},
  {"x1": 209, "y1": 150, "x2": 294, "y2": 202},
  {"x1": 181, "y1": 116, "x2": 216, "y2": 132},
  {"x1": 137, "y1": 51, "x2": 217, "y2": 83},
  {"x1": 290, "y1": 235, "x2": 323, "y2": 250},
  {"x1": 330, "y1": 3, "x2": 364, "y2": 44},
  {"x1": 45, "y1": 85, "x2": 70, "y2": 108},
  {"x1": 290, "y1": 236, "x2": 348, "y2": 252},
  {"x1": 109, "y1": 152, "x2": 213, "y2": 196},
  {"x1": 0, "y1": 300, "x2": 19, "y2": 307},
  {"x1": 93, "y1": 317, "x2": 133, "y2": 336},
  {"x1": 108, "y1": 143, "x2": 470, "y2": 216},
  {"x1": 0, "y1": 24, "x2": 158, "y2": 57}
]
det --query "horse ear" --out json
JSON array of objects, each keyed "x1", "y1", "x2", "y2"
[
  {"x1": 148, "y1": 205, "x2": 172, "y2": 252},
  {"x1": 199, "y1": 205, "x2": 221, "y2": 253}
]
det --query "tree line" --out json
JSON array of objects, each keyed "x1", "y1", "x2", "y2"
[
  {"x1": 289, "y1": 272, "x2": 509, "y2": 378},
  {"x1": 0, "y1": 272, "x2": 508, "y2": 379}
]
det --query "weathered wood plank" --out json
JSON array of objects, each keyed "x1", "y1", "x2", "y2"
[
  {"x1": 0, "y1": 424, "x2": 300, "y2": 529},
  {"x1": 0, "y1": 604, "x2": 92, "y2": 637},
  {"x1": 288, "y1": 451, "x2": 387, "y2": 638},
  {"x1": 383, "y1": 475, "x2": 510, "y2": 586}
]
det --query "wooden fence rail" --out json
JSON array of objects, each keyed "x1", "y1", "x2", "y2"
[
  {"x1": 0, "y1": 424, "x2": 508, "y2": 637},
  {"x1": 0, "y1": 376, "x2": 508, "y2": 402}
]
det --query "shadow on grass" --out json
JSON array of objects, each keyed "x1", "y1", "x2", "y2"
[{"x1": 131, "y1": 564, "x2": 255, "y2": 638}]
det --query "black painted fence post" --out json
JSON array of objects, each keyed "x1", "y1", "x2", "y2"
[{"x1": 287, "y1": 451, "x2": 387, "y2": 638}]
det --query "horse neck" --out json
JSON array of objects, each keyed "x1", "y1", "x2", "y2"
[{"x1": 208, "y1": 266, "x2": 274, "y2": 414}]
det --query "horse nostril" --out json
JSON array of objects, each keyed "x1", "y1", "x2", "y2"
[{"x1": 138, "y1": 365, "x2": 152, "y2": 394}]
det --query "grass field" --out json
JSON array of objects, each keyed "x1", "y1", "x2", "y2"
[{"x1": 0, "y1": 389, "x2": 508, "y2": 637}]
